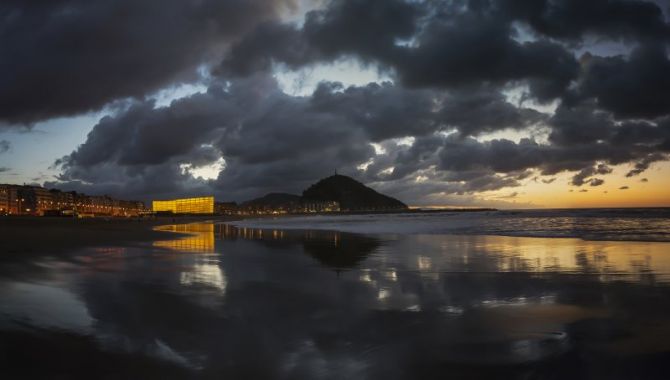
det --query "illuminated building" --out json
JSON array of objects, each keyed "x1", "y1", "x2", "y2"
[
  {"x1": 0, "y1": 185, "x2": 18, "y2": 214},
  {"x1": 24, "y1": 186, "x2": 54, "y2": 215},
  {"x1": 50, "y1": 189, "x2": 75, "y2": 211},
  {"x1": 152, "y1": 196, "x2": 214, "y2": 214},
  {"x1": 0, "y1": 183, "x2": 146, "y2": 216}
]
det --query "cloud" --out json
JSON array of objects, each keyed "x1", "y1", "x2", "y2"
[
  {"x1": 497, "y1": 192, "x2": 519, "y2": 199},
  {"x1": 53, "y1": 75, "x2": 376, "y2": 200},
  {"x1": 548, "y1": 104, "x2": 614, "y2": 146},
  {"x1": 0, "y1": 140, "x2": 9, "y2": 154},
  {"x1": 53, "y1": 74, "x2": 556, "y2": 201},
  {"x1": 221, "y1": 0, "x2": 670, "y2": 109},
  {"x1": 219, "y1": 0, "x2": 422, "y2": 76},
  {"x1": 569, "y1": 44, "x2": 670, "y2": 119},
  {"x1": 435, "y1": 135, "x2": 632, "y2": 178},
  {"x1": 52, "y1": 69, "x2": 670, "y2": 203},
  {"x1": 571, "y1": 164, "x2": 612, "y2": 186},
  {"x1": 500, "y1": 0, "x2": 670, "y2": 42},
  {"x1": 396, "y1": 15, "x2": 579, "y2": 102},
  {"x1": 625, "y1": 153, "x2": 667, "y2": 177},
  {"x1": 589, "y1": 178, "x2": 605, "y2": 187},
  {"x1": 22, "y1": 0, "x2": 670, "y2": 205},
  {"x1": 619, "y1": 186, "x2": 630, "y2": 190},
  {"x1": 0, "y1": 0, "x2": 291, "y2": 126},
  {"x1": 221, "y1": 0, "x2": 581, "y2": 102},
  {"x1": 436, "y1": 86, "x2": 547, "y2": 136}
]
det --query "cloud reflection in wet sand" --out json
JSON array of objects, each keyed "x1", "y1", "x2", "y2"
[{"x1": 1, "y1": 222, "x2": 670, "y2": 378}]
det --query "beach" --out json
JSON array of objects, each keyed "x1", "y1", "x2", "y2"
[
  {"x1": 0, "y1": 216, "x2": 238, "y2": 258},
  {"x1": 1, "y1": 211, "x2": 670, "y2": 379}
]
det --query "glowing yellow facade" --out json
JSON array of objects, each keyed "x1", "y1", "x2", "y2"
[{"x1": 152, "y1": 196, "x2": 214, "y2": 214}]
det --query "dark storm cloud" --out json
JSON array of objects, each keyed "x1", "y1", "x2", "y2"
[
  {"x1": 62, "y1": 78, "x2": 543, "y2": 196},
  {"x1": 37, "y1": 0, "x2": 670, "y2": 204},
  {"x1": 395, "y1": 13, "x2": 579, "y2": 102},
  {"x1": 48, "y1": 160, "x2": 216, "y2": 202},
  {"x1": 437, "y1": 86, "x2": 546, "y2": 135},
  {"x1": 309, "y1": 81, "x2": 442, "y2": 141},
  {"x1": 219, "y1": 0, "x2": 422, "y2": 76},
  {"x1": 217, "y1": 22, "x2": 315, "y2": 77},
  {"x1": 52, "y1": 75, "x2": 548, "y2": 202},
  {"x1": 569, "y1": 44, "x2": 670, "y2": 119},
  {"x1": 432, "y1": 130, "x2": 661, "y2": 181},
  {"x1": 221, "y1": 0, "x2": 581, "y2": 102},
  {"x1": 61, "y1": 91, "x2": 239, "y2": 168},
  {"x1": 221, "y1": 0, "x2": 670, "y2": 87},
  {"x1": 302, "y1": 0, "x2": 421, "y2": 61},
  {"x1": 0, "y1": 0, "x2": 290, "y2": 125},
  {"x1": 439, "y1": 136, "x2": 545, "y2": 173},
  {"x1": 361, "y1": 136, "x2": 443, "y2": 182},
  {"x1": 221, "y1": 0, "x2": 670, "y2": 111},
  {"x1": 55, "y1": 70, "x2": 670, "y2": 203},
  {"x1": 311, "y1": 82, "x2": 547, "y2": 139},
  {"x1": 54, "y1": 75, "x2": 376, "y2": 200},
  {"x1": 0, "y1": 140, "x2": 9, "y2": 154},
  {"x1": 548, "y1": 104, "x2": 614, "y2": 146},
  {"x1": 500, "y1": 0, "x2": 670, "y2": 42}
]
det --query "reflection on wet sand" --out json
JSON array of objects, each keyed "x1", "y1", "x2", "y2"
[
  {"x1": 155, "y1": 223, "x2": 382, "y2": 270},
  {"x1": 154, "y1": 223, "x2": 216, "y2": 253},
  {"x1": 152, "y1": 224, "x2": 228, "y2": 293},
  {"x1": 157, "y1": 223, "x2": 670, "y2": 283},
  {"x1": 180, "y1": 258, "x2": 227, "y2": 293},
  {"x1": 396, "y1": 234, "x2": 670, "y2": 283},
  {"x1": 3, "y1": 222, "x2": 670, "y2": 379}
]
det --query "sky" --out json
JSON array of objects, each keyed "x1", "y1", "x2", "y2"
[{"x1": 1, "y1": 0, "x2": 670, "y2": 208}]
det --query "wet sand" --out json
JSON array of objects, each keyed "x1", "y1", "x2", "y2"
[
  {"x1": 2, "y1": 222, "x2": 670, "y2": 379},
  {"x1": 0, "y1": 216, "x2": 238, "y2": 258}
]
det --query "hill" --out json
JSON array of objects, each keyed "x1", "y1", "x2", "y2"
[
  {"x1": 242, "y1": 193, "x2": 301, "y2": 209},
  {"x1": 302, "y1": 174, "x2": 407, "y2": 211}
]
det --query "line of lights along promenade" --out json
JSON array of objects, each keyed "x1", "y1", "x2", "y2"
[
  {"x1": 1, "y1": 184, "x2": 339, "y2": 217},
  {"x1": 152, "y1": 196, "x2": 340, "y2": 215}
]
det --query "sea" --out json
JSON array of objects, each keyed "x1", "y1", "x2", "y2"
[
  {"x1": 2, "y1": 208, "x2": 670, "y2": 379},
  {"x1": 233, "y1": 208, "x2": 670, "y2": 241}
]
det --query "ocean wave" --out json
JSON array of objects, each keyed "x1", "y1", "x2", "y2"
[{"x1": 229, "y1": 209, "x2": 670, "y2": 242}]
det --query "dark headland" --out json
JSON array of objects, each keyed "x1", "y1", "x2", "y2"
[
  {"x1": 242, "y1": 174, "x2": 494, "y2": 213},
  {"x1": 303, "y1": 174, "x2": 408, "y2": 211},
  {"x1": 243, "y1": 174, "x2": 408, "y2": 212}
]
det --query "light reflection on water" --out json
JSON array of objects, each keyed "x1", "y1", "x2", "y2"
[
  {"x1": 1, "y1": 222, "x2": 670, "y2": 378},
  {"x1": 153, "y1": 222, "x2": 670, "y2": 283},
  {"x1": 154, "y1": 223, "x2": 216, "y2": 253}
]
